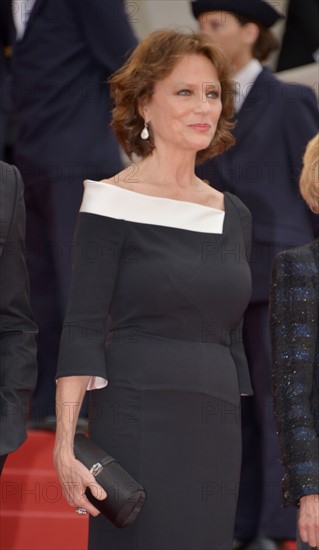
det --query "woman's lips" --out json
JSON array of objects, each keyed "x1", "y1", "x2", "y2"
[{"x1": 188, "y1": 124, "x2": 211, "y2": 132}]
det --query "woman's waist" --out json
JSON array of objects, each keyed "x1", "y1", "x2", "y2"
[
  {"x1": 104, "y1": 334, "x2": 241, "y2": 404},
  {"x1": 107, "y1": 324, "x2": 239, "y2": 347}
]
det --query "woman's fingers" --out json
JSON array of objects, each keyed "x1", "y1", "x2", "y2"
[
  {"x1": 87, "y1": 480, "x2": 107, "y2": 501},
  {"x1": 298, "y1": 495, "x2": 319, "y2": 548},
  {"x1": 55, "y1": 457, "x2": 107, "y2": 516}
]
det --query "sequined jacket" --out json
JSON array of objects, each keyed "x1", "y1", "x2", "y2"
[{"x1": 271, "y1": 240, "x2": 319, "y2": 506}]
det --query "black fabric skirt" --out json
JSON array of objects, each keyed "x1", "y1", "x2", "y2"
[{"x1": 87, "y1": 339, "x2": 242, "y2": 550}]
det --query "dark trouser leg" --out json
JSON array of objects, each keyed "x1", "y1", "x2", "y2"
[
  {"x1": 24, "y1": 181, "x2": 63, "y2": 419},
  {"x1": 235, "y1": 303, "x2": 296, "y2": 539}
]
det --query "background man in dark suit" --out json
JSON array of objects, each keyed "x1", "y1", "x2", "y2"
[
  {"x1": 191, "y1": 0, "x2": 319, "y2": 548},
  {"x1": 0, "y1": 161, "x2": 37, "y2": 474},
  {"x1": 11, "y1": 0, "x2": 137, "y2": 420}
]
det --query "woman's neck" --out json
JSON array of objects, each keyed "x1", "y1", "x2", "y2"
[{"x1": 135, "y1": 149, "x2": 199, "y2": 192}]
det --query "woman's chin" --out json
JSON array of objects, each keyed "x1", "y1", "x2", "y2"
[{"x1": 185, "y1": 137, "x2": 213, "y2": 153}]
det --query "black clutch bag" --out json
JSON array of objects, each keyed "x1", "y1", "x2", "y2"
[{"x1": 73, "y1": 433, "x2": 146, "y2": 528}]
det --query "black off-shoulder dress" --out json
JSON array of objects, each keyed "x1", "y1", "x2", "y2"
[{"x1": 56, "y1": 180, "x2": 252, "y2": 550}]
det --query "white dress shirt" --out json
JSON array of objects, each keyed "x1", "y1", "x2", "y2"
[
  {"x1": 234, "y1": 59, "x2": 263, "y2": 112},
  {"x1": 12, "y1": 0, "x2": 37, "y2": 40}
]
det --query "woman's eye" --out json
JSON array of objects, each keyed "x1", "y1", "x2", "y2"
[
  {"x1": 206, "y1": 90, "x2": 219, "y2": 99},
  {"x1": 177, "y1": 89, "x2": 191, "y2": 96}
]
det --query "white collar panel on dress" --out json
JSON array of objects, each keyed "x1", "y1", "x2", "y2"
[{"x1": 80, "y1": 180, "x2": 225, "y2": 234}]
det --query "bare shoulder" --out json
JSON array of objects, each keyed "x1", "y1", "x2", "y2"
[{"x1": 100, "y1": 164, "x2": 141, "y2": 191}]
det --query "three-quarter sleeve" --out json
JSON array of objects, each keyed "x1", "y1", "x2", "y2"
[
  {"x1": 56, "y1": 212, "x2": 125, "y2": 390},
  {"x1": 271, "y1": 247, "x2": 319, "y2": 506}
]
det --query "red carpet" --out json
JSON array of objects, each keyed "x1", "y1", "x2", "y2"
[
  {"x1": 1, "y1": 431, "x2": 298, "y2": 550},
  {"x1": 0, "y1": 431, "x2": 88, "y2": 550}
]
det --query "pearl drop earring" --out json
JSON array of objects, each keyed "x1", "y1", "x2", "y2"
[{"x1": 140, "y1": 121, "x2": 149, "y2": 140}]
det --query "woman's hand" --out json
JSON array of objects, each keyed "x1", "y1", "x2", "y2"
[
  {"x1": 298, "y1": 494, "x2": 319, "y2": 548},
  {"x1": 53, "y1": 376, "x2": 106, "y2": 516},
  {"x1": 54, "y1": 445, "x2": 107, "y2": 516}
]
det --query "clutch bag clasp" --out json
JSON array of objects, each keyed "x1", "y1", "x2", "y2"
[{"x1": 90, "y1": 462, "x2": 103, "y2": 477}]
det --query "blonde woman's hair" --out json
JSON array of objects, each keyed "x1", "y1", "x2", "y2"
[{"x1": 300, "y1": 134, "x2": 319, "y2": 214}]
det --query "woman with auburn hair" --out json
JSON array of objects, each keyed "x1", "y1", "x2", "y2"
[
  {"x1": 53, "y1": 29, "x2": 252, "y2": 549},
  {"x1": 271, "y1": 133, "x2": 319, "y2": 550}
]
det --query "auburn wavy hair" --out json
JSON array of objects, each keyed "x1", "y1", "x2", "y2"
[
  {"x1": 109, "y1": 29, "x2": 235, "y2": 164},
  {"x1": 300, "y1": 134, "x2": 319, "y2": 214}
]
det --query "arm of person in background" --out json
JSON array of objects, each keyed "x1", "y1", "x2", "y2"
[
  {"x1": 0, "y1": 163, "x2": 38, "y2": 458},
  {"x1": 73, "y1": 0, "x2": 137, "y2": 72},
  {"x1": 271, "y1": 247, "x2": 319, "y2": 547}
]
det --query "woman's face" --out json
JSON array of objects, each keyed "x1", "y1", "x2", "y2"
[{"x1": 141, "y1": 54, "x2": 222, "y2": 155}]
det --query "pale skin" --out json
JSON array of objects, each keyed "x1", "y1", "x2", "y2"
[
  {"x1": 298, "y1": 494, "x2": 319, "y2": 547},
  {"x1": 54, "y1": 53, "x2": 225, "y2": 514}
]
